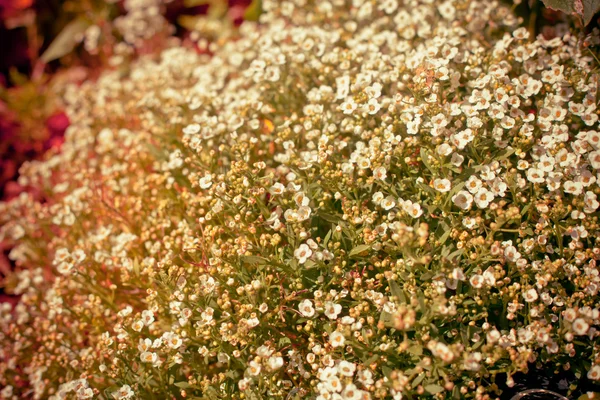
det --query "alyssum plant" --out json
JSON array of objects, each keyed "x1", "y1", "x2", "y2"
[{"x1": 1, "y1": 0, "x2": 600, "y2": 399}]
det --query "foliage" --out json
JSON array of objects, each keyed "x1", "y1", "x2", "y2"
[
  {"x1": 541, "y1": 0, "x2": 600, "y2": 26},
  {"x1": 1, "y1": 0, "x2": 600, "y2": 400}
]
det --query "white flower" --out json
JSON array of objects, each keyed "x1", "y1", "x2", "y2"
[
  {"x1": 132, "y1": 320, "x2": 144, "y2": 332},
  {"x1": 589, "y1": 150, "x2": 600, "y2": 169},
  {"x1": 140, "y1": 351, "x2": 157, "y2": 363},
  {"x1": 294, "y1": 244, "x2": 313, "y2": 264},
  {"x1": 572, "y1": 318, "x2": 590, "y2": 335},
  {"x1": 182, "y1": 123, "x2": 200, "y2": 135},
  {"x1": 474, "y1": 188, "x2": 494, "y2": 209},
  {"x1": 329, "y1": 331, "x2": 345, "y2": 347},
  {"x1": 336, "y1": 76, "x2": 350, "y2": 99},
  {"x1": 465, "y1": 176, "x2": 482, "y2": 193},
  {"x1": 372, "y1": 191, "x2": 384, "y2": 204},
  {"x1": 341, "y1": 98, "x2": 357, "y2": 114},
  {"x1": 267, "y1": 356, "x2": 284, "y2": 370},
  {"x1": 357, "y1": 157, "x2": 371, "y2": 169},
  {"x1": 141, "y1": 310, "x2": 155, "y2": 326},
  {"x1": 324, "y1": 301, "x2": 342, "y2": 320},
  {"x1": 452, "y1": 190, "x2": 473, "y2": 210},
  {"x1": 338, "y1": 360, "x2": 356, "y2": 377},
  {"x1": 523, "y1": 288, "x2": 538, "y2": 303},
  {"x1": 469, "y1": 274, "x2": 484, "y2": 289},
  {"x1": 373, "y1": 166, "x2": 387, "y2": 180},
  {"x1": 588, "y1": 365, "x2": 600, "y2": 381},
  {"x1": 407, "y1": 203, "x2": 423, "y2": 218},
  {"x1": 293, "y1": 192, "x2": 310, "y2": 206},
  {"x1": 325, "y1": 375, "x2": 343, "y2": 393},
  {"x1": 526, "y1": 168, "x2": 545, "y2": 184},
  {"x1": 113, "y1": 385, "x2": 134, "y2": 400},
  {"x1": 463, "y1": 352, "x2": 482, "y2": 371},
  {"x1": 297, "y1": 206, "x2": 312, "y2": 221},
  {"x1": 504, "y1": 245, "x2": 521, "y2": 262},
  {"x1": 0, "y1": 386, "x2": 13, "y2": 399},
  {"x1": 138, "y1": 338, "x2": 152, "y2": 352},
  {"x1": 247, "y1": 360, "x2": 262, "y2": 376},
  {"x1": 433, "y1": 178, "x2": 451, "y2": 192},
  {"x1": 365, "y1": 98, "x2": 381, "y2": 115},
  {"x1": 299, "y1": 299, "x2": 316, "y2": 317},
  {"x1": 199, "y1": 174, "x2": 213, "y2": 189},
  {"x1": 381, "y1": 196, "x2": 396, "y2": 210},
  {"x1": 341, "y1": 383, "x2": 364, "y2": 400},
  {"x1": 486, "y1": 329, "x2": 501, "y2": 343},
  {"x1": 269, "y1": 182, "x2": 285, "y2": 195},
  {"x1": 165, "y1": 333, "x2": 183, "y2": 349}
]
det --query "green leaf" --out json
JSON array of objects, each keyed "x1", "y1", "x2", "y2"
[
  {"x1": 541, "y1": 0, "x2": 600, "y2": 25},
  {"x1": 178, "y1": 15, "x2": 203, "y2": 31},
  {"x1": 41, "y1": 18, "x2": 90, "y2": 63},
  {"x1": 420, "y1": 147, "x2": 436, "y2": 175},
  {"x1": 582, "y1": 0, "x2": 600, "y2": 25},
  {"x1": 438, "y1": 225, "x2": 451, "y2": 245},
  {"x1": 174, "y1": 382, "x2": 192, "y2": 389},
  {"x1": 389, "y1": 280, "x2": 404, "y2": 301},
  {"x1": 240, "y1": 255, "x2": 268, "y2": 265},
  {"x1": 244, "y1": 0, "x2": 263, "y2": 21},
  {"x1": 408, "y1": 344, "x2": 423, "y2": 356},
  {"x1": 425, "y1": 384, "x2": 445, "y2": 394},
  {"x1": 349, "y1": 244, "x2": 370, "y2": 257},
  {"x1": 323, "y1": 229, "x2": 332, "y2": 247},
  {"x1": 412, "y1": 373, "x2": 425, "y2": 387},
  {"x1": 379, "y1": 311, "x2": 395, "y2": 328}
]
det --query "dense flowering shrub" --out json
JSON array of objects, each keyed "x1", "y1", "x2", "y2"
[{"x1": 1, "y1": 0, "x2": 600, "y2": 398}]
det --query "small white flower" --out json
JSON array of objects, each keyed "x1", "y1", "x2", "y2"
[
  {"x1": 373, "y1": 166, "x2": 387, "y2": 180},
  {"x1": 433, "y1": 178, "x2": 451, "y2": 192},
  {"x1": 141, "y1": 310, "x2": 155, "y2": 326},
  {"x1": 113, "y1": 384, "x2": 134, "y2": 400},
  {"x1": 165, "y1": 333, "x2": 183, "y2": 349},
  {"x1": 523, "y1": 288, "x2": 538, "y2": 303},
  {"x1": 341, "y1": 98, "x2": 357, "y2": 114},
  {"x1": 329, "y1": 331, "x2": 345, "y2": 347},
  {"x1": 269, "y1": 182, "x2": 285, "y2": 195},
  {"x1": 132, "y1": 320, "x2": 144, "y2": 332},
  {"x1": 572, "y1": 318, "x2": 590, "y2": 335},
  {"x1": 294, "y1": 244, "x2": 313, "y2": 264},
  {"x1": 247, "y1": 360, "x2": 262, "y2": 376},
  {"x1": 338, "y1": 360, "x2": 356, "y2": 377},
  {"x1": 470, "y1": 274, "x2": 484, "y2": 289},
  {"x1": 381, "y1": 196, "x2": 396, "y2": 210},
  {"x1": 452, "y1": 190, "x2": 473, "y2": 210},
  {"x1": 408, "y1": 203, "x2": 423, "y2": 218},
  {"x1": 267, "y1": 356, "x2": 284, "y2": 370},
  {"x1": 298, "y1": 299, "x2": 316, "y2": 317},
  {"x1": 199, "y1": 174, "x2": 213, "y2": 189},
  {"x1": 588, "y1": 365, "x2": 600, "y2": 381},
  {"x1": 140, "y1": 351, "x2": 157, "y2": 363},
  {"x1": 365, "y1": 98, "x2": 381, "y2": 115},
  {"x1": 324, "y1": 301, "x2": 342, "y2": 320}
]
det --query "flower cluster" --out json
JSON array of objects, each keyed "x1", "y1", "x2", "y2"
[{"x1": 1, "y1": 0, "x2": 600, "y2": 399}]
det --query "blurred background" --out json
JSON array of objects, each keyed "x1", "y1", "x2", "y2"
[{"x1": 0, "y1": 0, "x2": 254, "y2": 304}]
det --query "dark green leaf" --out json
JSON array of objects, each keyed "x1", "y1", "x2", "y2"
[{"x1": 244, "y1": 0, "x2": 263, "y2": 21}]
